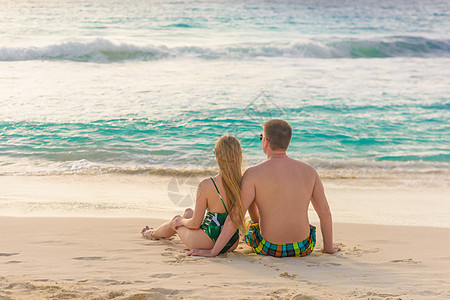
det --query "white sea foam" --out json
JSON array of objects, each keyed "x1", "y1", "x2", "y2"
[{"x1": 1, "y1": 37, "x2": 449, "y2": 62}]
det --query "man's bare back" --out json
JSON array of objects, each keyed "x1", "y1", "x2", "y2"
[
  {"x1": 188, "y1": 119, "x2": 339, "y2": 257},
  {"x1": 244, "y1": 157, "x2": 318, "y2": 244}
]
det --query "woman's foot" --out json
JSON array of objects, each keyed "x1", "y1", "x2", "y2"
[{"x1": 141, "y1": 226, "x2": 158, "y2": 240}]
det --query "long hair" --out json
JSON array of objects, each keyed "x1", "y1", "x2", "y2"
[{"x1": 214, "y1": 135, "x2": 245, "y2": 232}]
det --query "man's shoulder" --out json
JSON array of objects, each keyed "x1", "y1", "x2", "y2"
[
  {"x1": 292, "y1": 158, "x2": 318, "y2": 175},
  {"x1": 243, "y1": 163, "x2": 261, "y2": 176},
  {"x1": 242, "y1": 161, "x2": 268, "y2": 180},
  {"x1": 291, "y1": 158, "x2": 315, "y2": 169}
]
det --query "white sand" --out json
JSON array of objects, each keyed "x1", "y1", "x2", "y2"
[
  {"x1": 0, "y1": 173, "x2": 448, "y2": 228},
  {"x1": 0, "y1": 172, "x2": 448, "y2": 299},
  {"x1": 1, "y1": 217, "x2": 449, "y2": 299}
]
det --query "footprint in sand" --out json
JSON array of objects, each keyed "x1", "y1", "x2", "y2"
[
  {"x1": 141, "y1": 287, "x2": 179, "y2": 296},
  {"x1": 142, "y1": 242, "x2": 164, "y2": 247},
  {"x1": 72, "y1": 256, "x2": 105, "y2": 261},
  {"x1": 163, "y1": 253, "x2": 203, "y2": 264},
  {"x1": 291, "y1": 294, "x2": 317, "y2": 300},
  {"x1": 0, "y1": 253, "x2": 19, "y2": 257},
  {"x1": 108, "y1": 291, "x2": 125, "y2": 298},
  {"x1": 364, "y1": 291, "x2": 402, "y2": 298},
  {"x1": 52, "y1": 292, "x2": 79, "y2": 298},
  {"x1": 100, "y1": 279, "x2": 132, "y2": 286},
  {"x1": 32, "y1": 279, "x2": 50, "y2": 282},
  {"x1": 279, "y1": 272, "x2": 298, "y2": 280},
  {"x1": 149, "y1": 273, "x2": 174, "y2": 279},
  {"x1": 267, "y1": 288, "x2": 290, "y2": 298},
  {"x1": 5, "y1": 282, "x2": 37, "y2": 290},
  {"x1": 390, "y1": 258, "x2": 421, "y2": 264},
  {"x1": 344, "y1": 246, "x2": 380, "y2": 257},
  {"x1": 306, "y1": 263, "x2": 320, "y2": 267}
]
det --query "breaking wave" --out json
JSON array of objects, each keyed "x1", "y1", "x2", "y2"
[{"x1": 1, "y1": 36, "x2": 449, "y2": 62}]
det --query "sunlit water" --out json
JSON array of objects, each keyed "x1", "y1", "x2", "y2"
[{"x1": 0, "y1": 0, "x2": 449, "y2": 221}]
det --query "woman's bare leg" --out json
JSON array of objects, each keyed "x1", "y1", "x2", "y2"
[
  {"x1": 176, "y1": 226, "x2": 214, "y2": 250},
  {"x1": 142, "y1": 208, "x2": 194, "y2": 239},
  {"x1": 175, "y1": 208, "x2": 214, "y2": 249},
  {"x1": 143, "y1": 207, "x2": 231, "y2": 252}
]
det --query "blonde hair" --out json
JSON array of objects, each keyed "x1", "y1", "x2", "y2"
[{"x1": 214, "y1": 135, "x2": 245, "y2": 232}]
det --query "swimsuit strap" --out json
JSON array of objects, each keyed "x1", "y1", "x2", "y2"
[{"x1": 210, "y1": 177, "x2": 228, "y2": 214}]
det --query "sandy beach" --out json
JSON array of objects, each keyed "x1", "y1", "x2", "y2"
[
  {"x1": 1, "y1": 216, "x2": 449, "y2": 299},
  {"x1": 1, "y1": 173, "x2": 449, "y2": 299}
]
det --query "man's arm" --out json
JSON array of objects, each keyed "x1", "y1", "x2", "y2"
[
  {"x1": 188, "y1": 169, "x2": 257, "y2": 257},
  {"x1": 247, "y1": 201, "x2": 259, "y2": 224},
  {"x1": 310, "y1": 171, "x2": 340, "y2": 254}
]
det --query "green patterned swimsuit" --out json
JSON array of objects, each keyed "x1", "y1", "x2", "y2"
[{"x1": 200, "y1": 177, "x2": 239, "y2": 254}]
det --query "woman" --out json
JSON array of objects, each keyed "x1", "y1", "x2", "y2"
[{"x1": 141, "y1": 135, "x2": 245, "y2": 254}]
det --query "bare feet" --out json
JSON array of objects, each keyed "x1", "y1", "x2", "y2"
[{"x1": 141, "y1": 225, "x2": 158, "y2": 240}]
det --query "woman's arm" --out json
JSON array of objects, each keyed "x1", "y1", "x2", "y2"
[{"x1": 177, "y1": 179, "x2": 208, "y2": 230}]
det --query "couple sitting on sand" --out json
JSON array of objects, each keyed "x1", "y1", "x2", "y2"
[{"x1": 141, "y1": 119, "x2": 340, "y2": 257}]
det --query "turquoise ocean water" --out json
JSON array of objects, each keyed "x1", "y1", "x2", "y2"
[{"x1": 0, "y1": 1, "x2": 449, "y2": 180}]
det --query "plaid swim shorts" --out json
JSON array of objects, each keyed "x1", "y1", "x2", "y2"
[{"x1": 244, "y1": 221, "x2": 316, "y2": 257}]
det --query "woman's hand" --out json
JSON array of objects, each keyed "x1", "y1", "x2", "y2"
[
  {"x1": 187, "y1": 249, "x2": 217, "y2": 257},
  {"x1": 171, "y1": 215, "x2": 183, "y2": 230}
]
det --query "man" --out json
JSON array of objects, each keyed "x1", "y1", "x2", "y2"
[{"x1": 188, "y1": 119, "x2": 340, "y2": 257}]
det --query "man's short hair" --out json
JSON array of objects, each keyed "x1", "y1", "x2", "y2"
[{"x1": 263, "y1": 119, "x2": 292, "y2": 151}]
